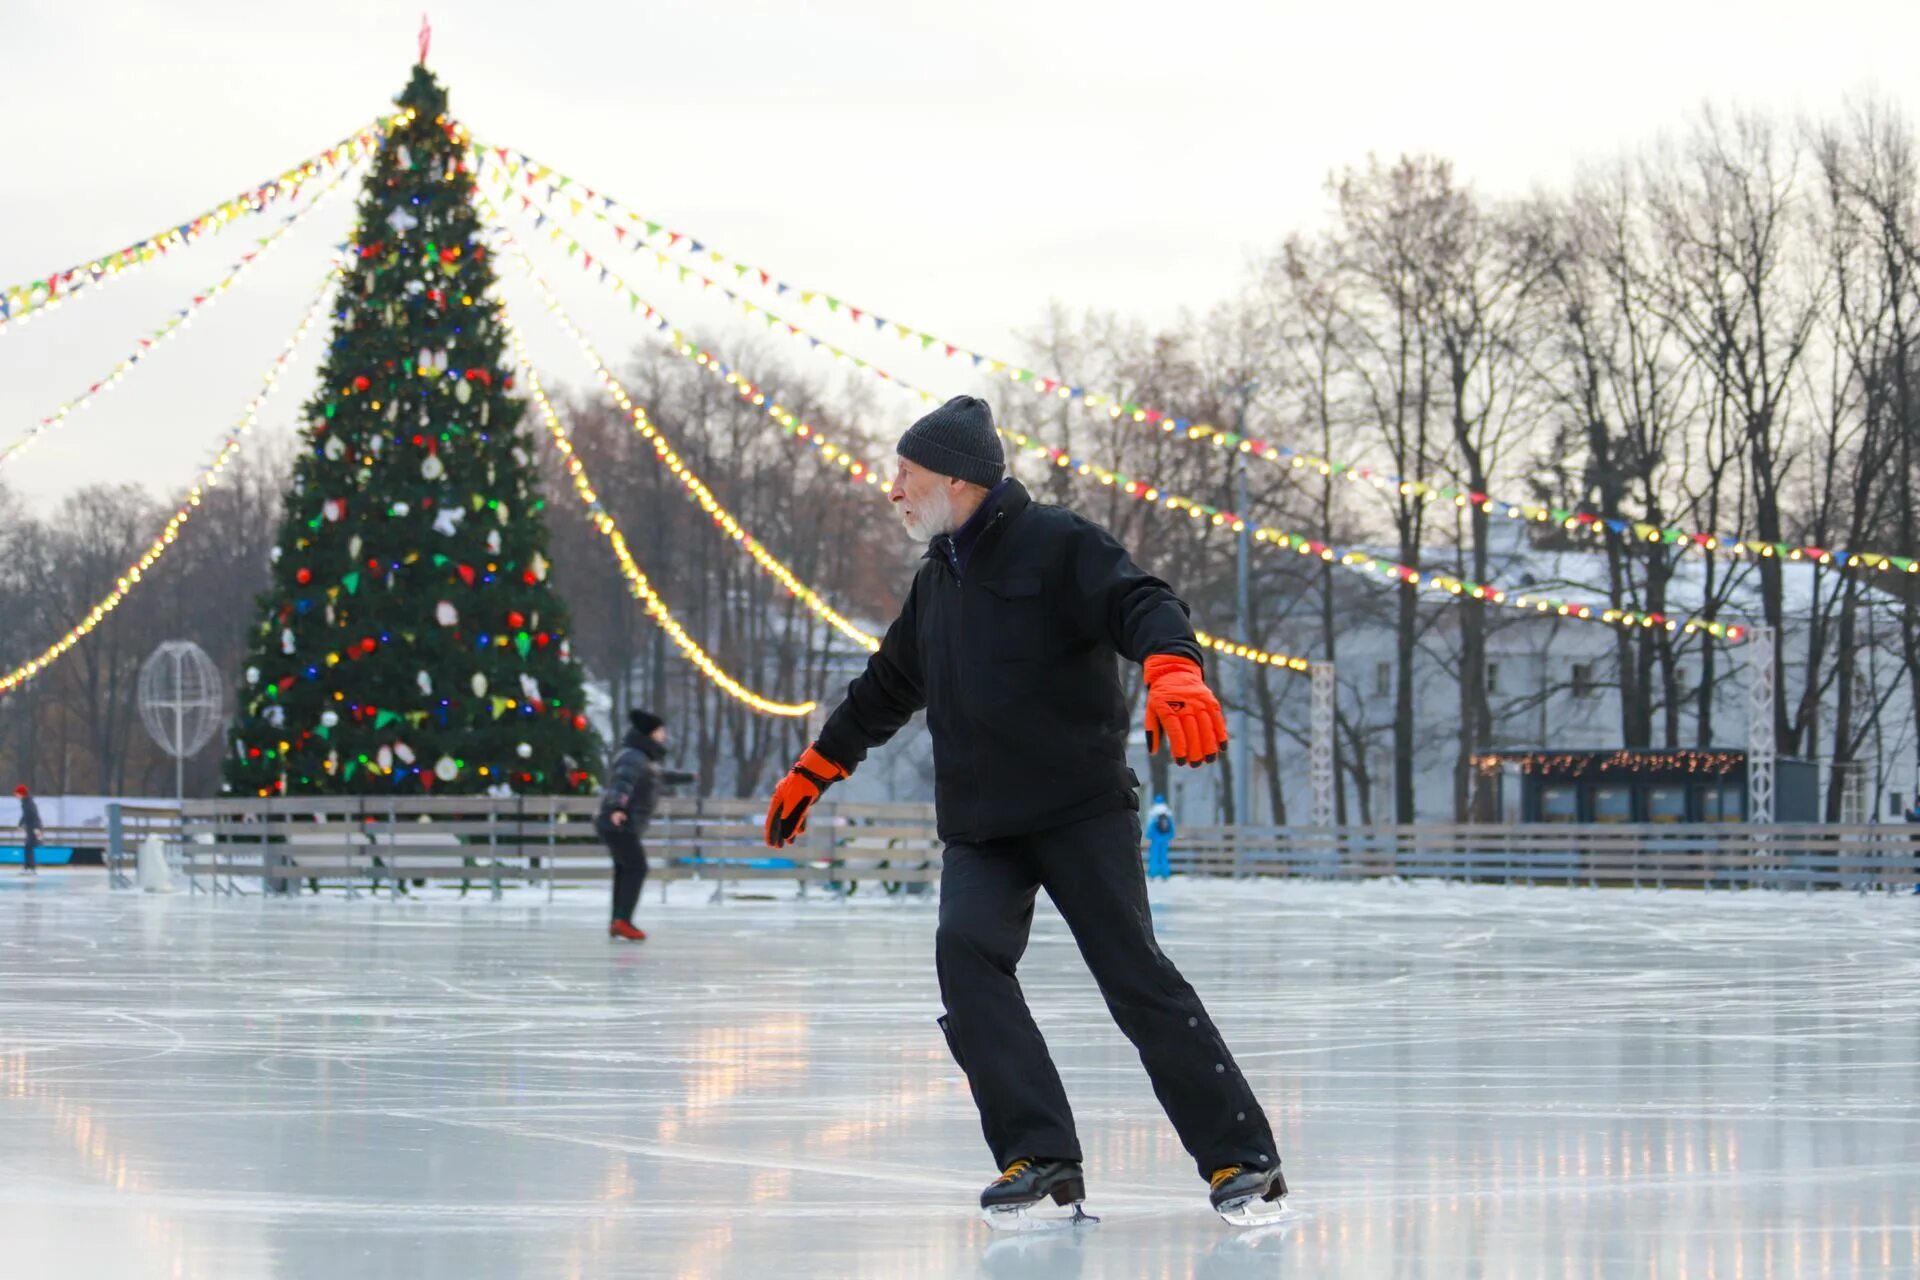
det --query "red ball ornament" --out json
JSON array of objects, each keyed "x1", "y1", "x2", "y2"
[
  {"x1": 353, "y1": 375, "x2": 371, "y2": 392},
  {"x1": 506, "y1": 610, "x2": 526, "y2": 629},
  {"x1": 360, "y1": 637, "x2": 378, "y2": 655},
  {"x1": 295, "y1": 568, "x2": 312, "y2": 585},
  {"x1": 572, "y1": 714, "x2": 588, "y2": 731}
]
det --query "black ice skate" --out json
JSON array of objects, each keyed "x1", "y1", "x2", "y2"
[
  {"x1": 1209, "y1": 1163, "x2": 1288, "y2": 1227},
  {"x1": 979, "y1": 1158, "x2": 1098, "y2": 1231}
]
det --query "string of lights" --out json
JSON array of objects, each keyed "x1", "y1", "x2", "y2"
[
  {"x1": 1, "y1": 118, "x2": 396, "y2": 336},
  {"x1": 479, "y1": 143, "x2": 1920, "y2": 583},
  {"x1": 0, "y1": 262, "x2": 342, "y2": 697},
  {"x1": 498, "y1": 302, "x2": 818, "y2": 717},
  {"x1": 471, "y1": 160, "x2": 937, "y2": 403},
  {"x1": 0, "y1": 165, "x2": 357, "y2": 471},
  {"x1": 485, "y1": 214, "x2": 882, "y2": 655},
  {"x1": 485, "y1": 202, "x2": 1319, "y2": 674},
  {"x1": 487, "y1": 180, "x2": 1748, "y2": 645}
]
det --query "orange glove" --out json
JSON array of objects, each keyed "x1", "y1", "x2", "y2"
[
  {"x1": 1143, "y1": 654, "x2": 1228, "y2": 767},
  {"x1": 765, "y1": 745, "x2": 849, "y2": 848}
]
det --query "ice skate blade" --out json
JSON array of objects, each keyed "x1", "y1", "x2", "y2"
[
  {"x1": 981, "y1": 1201, "x2": 1099, "y2": 1233},
  {"x1": 1215, "y1": 1194, "x2": 1289, "y2": 1228}
]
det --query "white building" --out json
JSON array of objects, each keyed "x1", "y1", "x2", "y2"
[{"x1": 1210, "y1": 518, "x2": 1920, "y2": 826}]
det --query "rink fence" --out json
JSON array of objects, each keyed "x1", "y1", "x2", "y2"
[
  {"x1": 146, "y1": 796, "x2": 939, "y2": 901},
  {"x1": 1168, "y1": 823, "x2": 1920, "y2": 891},
  {"x1": 109, "y1": 800, "x2": 1920, "y2": 896}
]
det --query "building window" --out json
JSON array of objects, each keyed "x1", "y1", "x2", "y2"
[
  {"x1": 1374, "y1": 661, "x2": 1391, "y2": 698},
  {"x1": 1572, "y1": 663, "x2": 1597, "y2": 700},
  {"x1": 1539, "y1": 786, "x2": 1578, "y2": 822},
  {"x1": 1593, "y1": 785, "x2": 1632, "y2": 822},
  {"x1": 1648, "y1": 786, "x2": 1687, "y2": 824},
  {"x1": 1487, "y1": 662, "x2": 1500, "y2": 695}
]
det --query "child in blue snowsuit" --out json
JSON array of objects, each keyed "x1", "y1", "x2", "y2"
[{"x1": 1145, "y1": 795, "x2": 1175, "y2": 880}]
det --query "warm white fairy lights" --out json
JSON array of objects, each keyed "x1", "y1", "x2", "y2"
[
  {"x1": 486, "y1": 218, "x2": 881, "y2": 655},
  {"x1": 0, "y1": 262, "x2": 342, "y2": 696},
  {"x1": 499, "y1": 306, "x2": 817, "y2": 717}
]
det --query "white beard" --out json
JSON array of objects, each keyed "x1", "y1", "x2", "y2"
[{"x1": 900, "y1": 486, "x2": 956, "y2": 542}]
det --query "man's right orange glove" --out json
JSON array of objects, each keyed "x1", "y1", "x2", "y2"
[
  {"x1": 1143, "y1": 654, "x2": 1229, "y2": 767},
  {"x1": 765, "y1": 745, "x2": 849, "y2": 848}
]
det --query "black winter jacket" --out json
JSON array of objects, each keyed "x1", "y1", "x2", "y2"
[
  {"x1": 817, "y1": 479, "x2": 1202, "y2": 843},
  {"x1": 596, "y1": 731, "x2": 694, "y2": 837},
  {"x1": 18, "y1": 795, "x2": 40, "y2": 834}
]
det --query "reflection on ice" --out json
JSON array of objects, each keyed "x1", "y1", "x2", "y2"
[{"x1": 2, "y1": 872, "x2": 1915, "y2": 1278}]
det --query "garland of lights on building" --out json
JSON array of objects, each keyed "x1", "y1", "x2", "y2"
[{"x1": 1472, "y1": 749, "x2": 1747, "y2": 778}]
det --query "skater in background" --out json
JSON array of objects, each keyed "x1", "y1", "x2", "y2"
[
  {"x1": 14, "y1": 785, "x2": 41, "y2": 876},
  {"x1": 596, "y1": 710, "x2": 694, "y2": 941},
  {"x1": 1145, "y1": 794, "x2": 1175, "y2": 880},
  {"x1": 764, "y1": 395, "x2": 1286, "y2": 1228}
]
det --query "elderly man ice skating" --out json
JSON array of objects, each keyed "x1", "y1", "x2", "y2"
[{"x1": 764, "y1": 395, "x2": 1286, "y2": 1228}]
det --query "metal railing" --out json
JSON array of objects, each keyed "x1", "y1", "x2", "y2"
[
  {"x1": 1167, "y1": 823, "x2": 1920, "y2": 891},
  {"x1": 163, "y1": 795, "x2": 940, "y2": 901},
  {"x1": 128, "y1": 800, "x2": 1920, "y2": 898}
]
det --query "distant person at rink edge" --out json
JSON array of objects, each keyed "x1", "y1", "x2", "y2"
[
  {"x1": 1146, "y1": 793, "x2": 1176, "y2": 880},
  {"x1": 596, "y1": 710, "x2": 694, "y2": 941},
  {"x1": 14, "y1": 784, "x2": 41, "y2": 877},
  {"x1": 763, "y1": 395, "x2": 1286, "y2": 1229}
]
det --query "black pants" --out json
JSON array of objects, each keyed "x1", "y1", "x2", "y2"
[
  {"x1": 21, "y1": 830, "x2": 35, "y2": 872},
  {"x1": 935, "y1": 807, "x2": 1279, "y2": 1180},
  {"x1": 603, "y1": 829, "x2": 647, "y2": 923}
]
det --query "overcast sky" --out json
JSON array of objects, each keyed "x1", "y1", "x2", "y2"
[{"x1": 4, "y1": 0, "x2": 1916, "y2": 508}]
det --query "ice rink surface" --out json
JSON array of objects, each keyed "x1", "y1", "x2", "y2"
[{"x1": 2, "y1": 869, "x2": 1917, "y2": 1280}]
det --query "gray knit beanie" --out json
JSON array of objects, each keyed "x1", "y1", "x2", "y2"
[{"x1": 896, "y1": 395, "x2": 1004, "y2": 489}]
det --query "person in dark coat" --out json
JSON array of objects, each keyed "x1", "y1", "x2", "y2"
[
  {"x1": 763, "y1": 395, "x2": 1285, "y2": 1226},
  {"x1": 15, "y1": 785, "x2": 41, "y2": 876},
  {"x1": 596, "y1": 710, "x2": 694, "y2": 940}
]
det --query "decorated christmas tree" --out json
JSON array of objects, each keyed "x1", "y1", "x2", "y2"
[{"x1": 225, "y1": 61, "x2": 598, "y2": 797}]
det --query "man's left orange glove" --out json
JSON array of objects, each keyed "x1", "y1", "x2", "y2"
[
  {"x1": 1143, "y1": 654, "x2": 1229, "y2": 767},
  {"x1": 765, "y1": 745, "x2": 849, "y2": 848}
]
